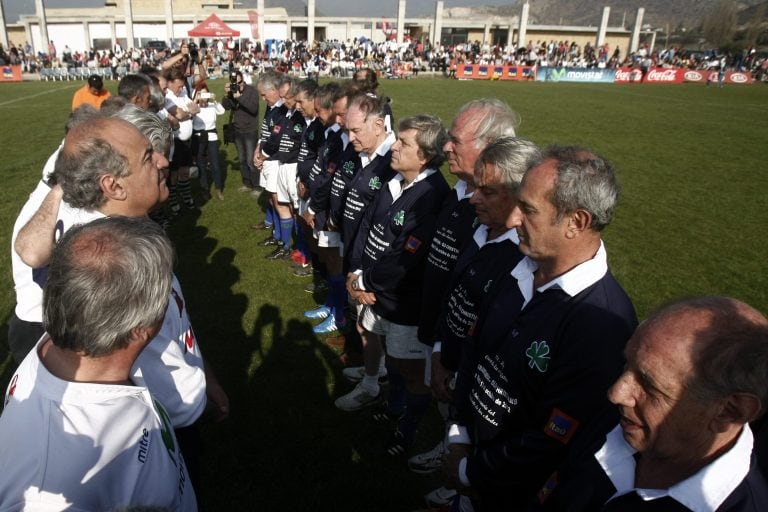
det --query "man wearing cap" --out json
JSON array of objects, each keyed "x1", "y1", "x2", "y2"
[{"x1": 72, "y1": 75, "x2": 112, "y2": 111}]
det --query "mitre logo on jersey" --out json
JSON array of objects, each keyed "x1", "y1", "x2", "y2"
[
  {"x1": 369, "y1": 176, "x2": 382, "y2": 190},
  {"x1": 342, "y1": 160, "x2": 356, "y2": 175},
  {"x1": 137, "y1": 428, "x2": 151, "y2": 463}
]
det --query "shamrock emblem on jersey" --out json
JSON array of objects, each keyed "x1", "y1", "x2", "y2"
[
  {"x1": 309, "y1": 131, "x2": 315, "y2": 141},
  {"x1": 154, "y1": 399, "x2": 178, "y2": 466},
  {"x1": 369, "y1": 176, "x2": 382, "y2": 190},
  {"x1": 294, "y1": 124, "x2": 303, "y2": 133},
  {"x1": 526, "y1": 340, "x2": 550, "y2": 373},
  {"x1": 484, "y1": 279, "x2": 493, "y2": 293},
  {"x1": 343, "y1": 160, "x2": 356, "y2": 175},
  {"x1": 393, "y1": 210, "x2": 405, "y2": 226},
  {"x1": 472, "y1": 216, "x2": 480, "y2": 229},
  {"x1": 323, "y1": 147, "x2": 329, "y2": 156}
]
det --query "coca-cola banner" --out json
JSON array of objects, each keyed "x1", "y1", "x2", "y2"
[
  {"x1": 613, "y1": 68, "x2": 684, "y2": 83},
  {"x1": 615, "y1": 68, "x2": 754, "y2": 84}
]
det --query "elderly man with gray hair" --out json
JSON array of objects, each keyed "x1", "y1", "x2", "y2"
[
  {"x1": 13, "y1": 107, "x2": 229, "y2": 491},
  {"x1": 444, "y1": 145, "x2": 638, "y2": 511},
  {"x1": 537, "y1": 296, "x2": 768, "y2": 511},
  {"x1": 407, "y1": 98, "x2": 521, "y2": 505},
  {"x1": 339, "y1": 115, "x2": 450, "y2": 455},
  {"x1": 0, "y1": 216, "x2": 197, "y2": 510}
]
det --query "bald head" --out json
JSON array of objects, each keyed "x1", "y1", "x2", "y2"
[{"x1": 646, "y1": 297, "x2": 768, "y2": 409}]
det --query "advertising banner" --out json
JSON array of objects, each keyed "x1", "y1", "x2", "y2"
[
  {"x1": 535, "y1": 67, "x2": 616, "y2": 83},
  {"x1": 615, "y1": 68, "x2": 754, "y2": 84},
  {"x1": 456, "y1": 64, "x2": 537, "y2": 81},
  {"x1": 0, "y1": 65, "x2": 23, "y2": 83},
  {"x1": 681, "y1": 69, "x2": 753, "y2": 84}
]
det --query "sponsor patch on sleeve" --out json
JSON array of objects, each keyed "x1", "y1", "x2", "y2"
[
  {"x1": 404, "y1": 235, "x2": 422, "y2": 253},
  {"x1": 543, "y1": 408, "x2": 579, "y2": 444},
  {"x1": 537, "y1": 471, "x2": 559, "y2": 504}
]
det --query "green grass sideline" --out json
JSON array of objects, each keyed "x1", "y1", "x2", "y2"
[{"x1": 0, "y1": 78, "x2": 766, "y2": 510}]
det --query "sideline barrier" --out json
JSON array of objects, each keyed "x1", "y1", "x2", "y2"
[
  {"x1": 1, "y1": 65, "x2": 23, "y2": 83},
  {"x1": 536, "y1": 67, "x2": 615, "y2": 83},
  {"x1": 457, "y1": 64, "x2": 536, "y2": 81},
  {"x1": 454, "y1": 65, "x2": 755, "y2": 85},
  {"x1": 613, "y1": 67, "x2": 754, "y2": 84}
]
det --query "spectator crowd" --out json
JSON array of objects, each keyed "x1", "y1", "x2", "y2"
[
  {"x1": 2, "y1": 37, "x2": 768, "y2": 512},
  {"x1": 2, "y1": 34, "x2": 768, "y2": 82}
]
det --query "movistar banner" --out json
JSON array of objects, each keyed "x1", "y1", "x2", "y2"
[{"x1": 536, "y1": 67, "x2": 616, "y2": 83}]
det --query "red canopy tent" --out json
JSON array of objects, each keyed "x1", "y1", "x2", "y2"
[{"x1": 188, "y1": 14, "x2": 240, "y2": 37}]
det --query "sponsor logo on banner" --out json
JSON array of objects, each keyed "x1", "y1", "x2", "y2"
[
  {"x1": 614, "y1": 68, "x2": 644, "y2": 82},
  {"x1": 729, "y1": 72, "x2": 749, "y2": 84},
  {"x1": 684, "y1": 70, "x2": 705, "y2": 82},
  {"x1": 644, "y1": 68, "x2": 683, "y2": 83},
  {"x1": 537, "y1": 67, "x2": 615, "y2": 83}
]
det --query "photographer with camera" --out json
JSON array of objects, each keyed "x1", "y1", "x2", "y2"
[
  {"x1": 192, "y1": 83, "x2": 226, "y2": 201},
  {"x1": 222, "y1": 71, "x2": 261, "y2": 194}
]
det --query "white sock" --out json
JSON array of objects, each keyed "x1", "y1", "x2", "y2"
[
  {"x1": 377, "y1": 355, "x2": 387, "y2": 376},
  {"x1": 361, "y1": 376, "x2": 380, "y2": 395}
]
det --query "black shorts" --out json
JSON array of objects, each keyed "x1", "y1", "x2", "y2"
[{"x1": 171, "y1": 138, "x2": 193, "y2": 170}]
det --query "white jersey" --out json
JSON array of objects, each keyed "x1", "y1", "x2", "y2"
[
  {"x1": 23, "y1": 203, "x2": 207, "y2": 427},
  {"x1": 0, "y1": 338, "x2": 197, "y2": 511},
  {"x1": 165, "y1": 88, "x2": 193, "y2": 141},
  {"x1": 132, "y1": 275, "x2": 207, "y2": 428}
]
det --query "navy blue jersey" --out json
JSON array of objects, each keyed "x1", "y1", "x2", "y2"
[
  {"x1": 328, "y1": 143, "x2": 361, "y2": 230},
  {"x1": 455, "y1": 268, "x2": 637, "y2": 511},
  {"x1": 349, "y1": 171, "x2": 450, "y2": 325},
  {"x1": 341, "y1": 152, "x2": 396, "y2": 271},
  {"x1": 418, "y1": 187, "x2": 478, "y2": 345},
  {"x1": 275, "y1": 109, "x2": 306, "y2": 163},
  {"x1": 259, "y1": 103, "x2": 288, "y2": 158},
  {"x1": 307, "y1": 129, "x2": 344, "y2": 231},
  {"x1": 297, "y1": 118, "x2": 326, "y2": 184},
  {"x1": 436, "y1": 231, "x2": 523, "y2": 372}
]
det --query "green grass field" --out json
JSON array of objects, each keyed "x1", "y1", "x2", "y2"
[{"x1": 0, "y1": 77, "x2": 767, "y2": 510}]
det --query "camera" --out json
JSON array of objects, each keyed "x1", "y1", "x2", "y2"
[
  {"x1": 188, "y1": 42, "x2": 199, "y2": 62},
  {"x1": 228, "y1": 74, "x2": 238, "y2": 98}
]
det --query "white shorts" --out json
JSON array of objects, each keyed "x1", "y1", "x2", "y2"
[
  {"x1": 260, "y1": 159, "x2": 279, "y2": 193},
  {"x1": 276, "y1": 162, "x2": 299, "y2": 207},
  {"x1": 314, "y1": 229, "x2": 342, "y2": 249},
  {"x1": 360, "y1": 306, "x2": 428, "y2": 360},
  {"x1": 298, "y1": 197, "x2": 309, "y2": 216}
]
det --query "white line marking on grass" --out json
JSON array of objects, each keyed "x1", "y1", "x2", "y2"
[{"x1": 0, "y1": 84, "x2": 79, "y2": 107}]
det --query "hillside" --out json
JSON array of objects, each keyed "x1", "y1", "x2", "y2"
[{"x1": 485, "y1": 0, "x2": 765, "y2": 29}]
